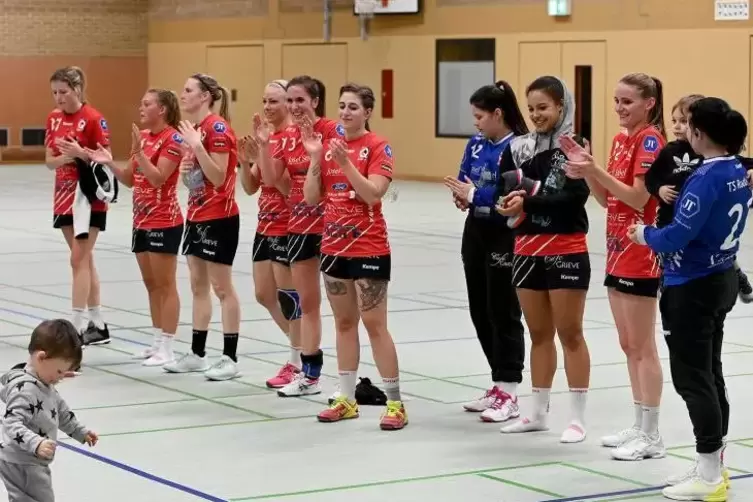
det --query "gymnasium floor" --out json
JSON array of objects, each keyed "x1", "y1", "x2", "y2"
[{"x1": 1, "y1": 165, "x2": 753, "y2": 502}]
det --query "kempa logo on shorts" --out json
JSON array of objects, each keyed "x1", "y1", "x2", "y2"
[
  {"x1": 560, "y1": 274, "x2": 579, "y2": 281},
  {"x1": 618, "y1": 278, "x2": 635, "y2": 287},
  {"x1": 361, "y1": 263, "x2": 380, "y2": 271}
]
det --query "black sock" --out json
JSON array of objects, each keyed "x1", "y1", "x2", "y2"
[
  {"x1": 191, "y1": 329, "x2": 208, "y2": 357},
  {"x1": 223, "y1": 333, "x2": 239, "y2": 362}
]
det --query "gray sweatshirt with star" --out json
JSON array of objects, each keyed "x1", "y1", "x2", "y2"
[{"x1": 0, "y1": 365, "x2": 88, "y2": 465}]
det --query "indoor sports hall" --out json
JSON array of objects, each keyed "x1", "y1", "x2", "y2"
[{"x1": 2, "y1": 0, "x2": 753, "y2": 501}]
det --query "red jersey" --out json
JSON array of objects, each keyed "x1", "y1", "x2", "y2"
[
  {"x1": 276, "y1": 118, "x2": 342, "y2": 235},
  {"x1": 605, "y1": 126, "x2": 664, "y2": 279},
  {"x1": 319, "y1": 131, "x2": 394, "y2": 258},
  {"x1": 184, "y1": 114, "x2": 239, "y2": 222},
  {"x1": 256, "y1": 129, "x2": 290, "y2": 237},
  {"x1": 46, "y1": 104, "x2": 110, "y2": 215},
  {"x1": 130, "y1": 127, "x2": 184, "y2": 230}
]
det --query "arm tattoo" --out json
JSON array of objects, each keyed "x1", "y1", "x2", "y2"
[
  {"x1": 324, "y1": 277, "x2": 348, "y2": 296},
  {"x1": 355, "y1": 279, "x2": 388, "y2": 312}
]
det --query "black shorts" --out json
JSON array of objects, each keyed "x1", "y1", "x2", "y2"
[
  {"x1": 132, "y1": 224, "x2": 184, "y2": 255},
  {"x1": 53, "y1": 212, "x2": 107, "y2": 231},
  {"x1": 182, "y1": 215, "x2": 240, "y2": 266},
  {"x1": 320, "y1": 254, "x2": 391, "y2": 281},
  {"x1": 512, "y1": 252, "x2": 590, "y2": 291},
  {"x1": 604, "y1": 274, "x2": 660, "y2": 298},
  {"x1": 252, "y1": 233, "x2": 289, "y2": 266},
  {"x1": 287, "y1": 233, "x2": 321, "y2": 263}
]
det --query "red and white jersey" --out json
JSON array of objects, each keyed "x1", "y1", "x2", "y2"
[
  {"x1": 605, "y1": 126, "x2": 664, "y2": 279},
  {"x1": 256, "y1": 129, "x2": 290, "y2": 237},
  {"x1": 46, "y1": 104, "x2": 110, "y2": 215},
  {"x1": 130, "y1": 127, "x2": 184, "y2": 230},
  {"x1": 319, "y1": 131, "x2": 394, "y2": 258},
  {"x1": 184, "y1": 113, "x2": 239, "y2": 222},
  {"x1": 275, "y1": 117, "x2": 342, "y2": 235}
]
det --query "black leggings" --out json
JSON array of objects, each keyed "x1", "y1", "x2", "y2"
[
  {"x1": 461, "y1": 215, "x2": 525, "y2": 383},
  {"x1": 660, "y1": 267, "x2": 738, "y2": 454}
]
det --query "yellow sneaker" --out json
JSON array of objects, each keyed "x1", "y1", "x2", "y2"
[
  {"x1": 379, "y1": 400, "x2": 408, "y2": 430},
  {"x1": 662, "y1": 475, "x2": 727, "y2": 502},
  {"x1": 317, "y1": 395, "x2": 359, "y2": 422}
]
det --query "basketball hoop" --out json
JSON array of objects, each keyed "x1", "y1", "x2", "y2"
[{"x1": 356, "y1": 0, "x2": 380, "y2": 19}]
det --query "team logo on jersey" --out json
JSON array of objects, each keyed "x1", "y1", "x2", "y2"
[
  {"x1": 172, "y1": 132, "x2": 184, "y2": 144},
  {"x1": 679, "y1": 192, "x2": 701, "y2": 219},
  {"x1": 359, "y1": 147, "x2": 370, "y2": 160},
  {"x1": 335, "y1": 124, "x2": 345, "y2": 136},
  {"x1": 332, "y1": 182, "x2": 348, "y2": 191},
  {"x1": 384, "y1": 145, "x2": 393, "y2": 158},
  {"x1": 643, "y1": 135, "x2": 659, "y2": 153},
  {"x1": 213, "y1": 121, "x2": 226, "y2": 133},
  {"x1": 100, "y1": 118, "x2": 108, "y2": 131},
  {"x1": 76, "y1": 119, "x2": 86, "y2": 131}
]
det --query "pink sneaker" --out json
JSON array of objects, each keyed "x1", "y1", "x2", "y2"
[{"x1": 265, "y1": 363, "x2": 300, "y2": 388}]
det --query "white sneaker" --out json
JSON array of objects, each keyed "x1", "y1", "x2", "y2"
[
  {"x1": 667, "y1": 457, "x2": 731, "y2": 490},
  {"x1": 163, "y1": 353, "x2": 210, "y2": 373},
  {"x1": 662, "y1": 473, "x2": 727, "y2": 501},
  {"x1": 205, "y1": 355, "x2": 240, "y2": 381},
  {"x1": 601, "y1": 426, "x2": 641, "y2": 448},
  {"x1": 143, "y1": 346, "x2": 174, "y2": 367},
  {"x1": 463, "y1": 387, "x2": 498, "y2": 412},
  {"x1": 611, "y1": 432, "x2": 666, "y2": 461},
  {"x1": 480, "y1": 391, "x2": 520, "y2": 423},
  {"x1": 135, "y1": 342, "x2": 159, "y2": 360},
  {"x1": 277, "y1": 372, "x2": 321, "y2": 397}
]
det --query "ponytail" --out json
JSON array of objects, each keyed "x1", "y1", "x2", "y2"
[
  {"x1": 724, "y1": 110, "x2": 748, "y2": 155},
  {"x1": 218, "y1": 87, "x2": 230, "y2": 122},
  {"x1": 312, "y1": 78, "x2": 326, "y2": 117},
  {"x1": 648, "y1": 76, "x2": 666, "y2": 139}
]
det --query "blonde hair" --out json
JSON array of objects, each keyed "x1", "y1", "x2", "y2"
[
  {"x1": 190, "y1": 73, "x2": 230, "y2": 121},
  {"x1": 619, "y1": 73, "x2": 666, "y2": 138},
  {"x1": 672, "y1": 94, "x2": 705, "y2": 117}
]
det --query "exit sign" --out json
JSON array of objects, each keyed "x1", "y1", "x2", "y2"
[{"x1": 548, "y1": 0, "x2": 571, "y2": 16}]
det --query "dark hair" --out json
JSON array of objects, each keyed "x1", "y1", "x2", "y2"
[
  {"x1": 288, "y1": 75, "x2": 326, "y2": 117},
  {"x1": 50, "y1": 66, "x2": 86, "y2": 102},
  {"x1": 190, "y1": 73, "x2": 230, "y2": 121},
  {"x1": 526, "y1": 76, "x2": 566, "y2": 105},
  {"x1": 28, "y1": 319, "x2": 82, "y2": 368},
  {"x1": 148, "y1": 88, "x2": 181, "y2": 129},
  {"x1": 688, "y1": 97, "x2": 748, "y2": 155},
  {"x1": 469, "y1": 80, "x2": 529, "y2": 136},
  {"x1": 619, "y1": 73, "x2": 666, "y2": 138},
  {"x1": 340, "y1": 83, "x2": 375, "y2": 131}
]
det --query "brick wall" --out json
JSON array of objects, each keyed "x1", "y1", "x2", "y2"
[
  {"x1": 148, "y1": 0, "x2": 354, "y2": 20},
  {"x1": 1, "y1": 0, "x2": 148, "y2": 56}
]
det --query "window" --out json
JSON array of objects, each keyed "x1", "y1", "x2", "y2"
[
  {"x1": 574, "y1": 65, "x2": 592, "y2": 143},
  {"x1": 21, "y1": 128, "x2": 46, "y2": 147},
  {"x1": 0, "y1": 128, "x2": 8, "y2": 147},
  {"x1": 435, "y1": 38, "x2": 495, "y2": 138}
]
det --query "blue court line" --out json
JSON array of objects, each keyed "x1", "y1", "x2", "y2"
[
  {"x1": 537, "y1": 472, "x2": 753, "y2": 502},
  {"x1": 56, "y1": 442, "x2": 228, "y2": 502}
]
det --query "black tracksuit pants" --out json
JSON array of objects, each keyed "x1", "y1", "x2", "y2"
[
  {"x1": 461, "y1": 215, "x2": 525, "y2": 383},
  {"x1": 660, "y1": 267, "x2": 738, "y2": 454}
]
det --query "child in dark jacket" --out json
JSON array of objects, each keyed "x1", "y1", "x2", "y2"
[{"x1": 646, "y1": 94, "x2": 753, "y2": 304}]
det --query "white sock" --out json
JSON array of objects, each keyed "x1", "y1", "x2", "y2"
[
  {"x1": 89, "y1": 305, "x2": 105, "y2": 329},
  {"x1": 382, "y1": 376, "x2": 401, "y2": 402},
  {"x1": 151, "y1": 327, "x2": 161, "y2": 345},
  {"x1": 338, "y1": 371, "x2": 358, "y2": 401},
  {"x1": 569, "y1": 388, "x2": 587, "y2": 425},
  {"x1": 160, "y1": 332, "x2": 174, "y2": 351},
  {"x1": 532, "y1": 388, "x2": 551, "y2": 419},
  {"x1": 496, "y1": 381, "x2": 518, "y2": 397},
  {"x1": 289, "y1": 347, "x2": 302, "y2": 368},
  {"x1": 641, "y1": 405, "x2": 660, "y2": 435},
  {"x1": 721, "y1": 437, "x2": 727, "y2": 465},
  {"x1": 633, "y1": 401, "x2": 643, "y2": 429},
  {"x1": 72, "y1": 308, "x2": 86, "y2": 332},
  {"x1": 698, "y1": 450, "x2": 723, "y2": 483}
]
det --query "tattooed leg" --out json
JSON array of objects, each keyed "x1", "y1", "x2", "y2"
[
  {"x1": 356, "y1": 279, "x2": 398, "y2": 387},
  {"x1": 323, "y1": 275, "x2": 360, "y2": 379}
]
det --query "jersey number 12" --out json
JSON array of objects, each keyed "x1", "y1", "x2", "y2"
[{"x1": 721, "y1": 195, "x2": 753, "y2": 251}]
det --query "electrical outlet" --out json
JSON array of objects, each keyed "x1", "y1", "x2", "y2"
[{"x1": 715, "y1": 1, "x2": 749, "y2": 20}]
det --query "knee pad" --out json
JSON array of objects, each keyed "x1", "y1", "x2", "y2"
[{"x1": 277, "y1": 289, "x2": 302, "y2": 321}]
